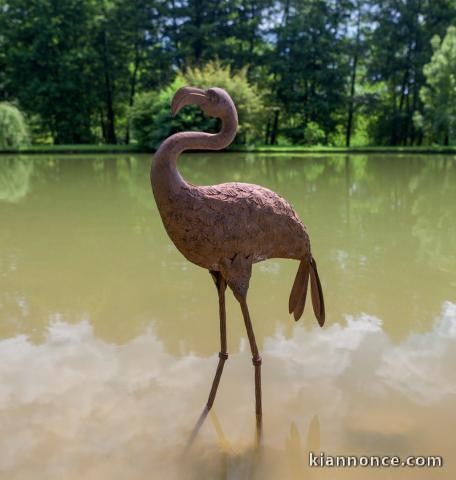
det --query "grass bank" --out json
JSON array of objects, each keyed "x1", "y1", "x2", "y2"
[
  {"x1": 232, "y1": 145, "x2": 456, "y2": 154},
  {"x1": 0, "y1": 144, "x2": 141, "y2": 155},
  {"x1": 1, "y1": 144, "x2": 456, "y2": 155}
]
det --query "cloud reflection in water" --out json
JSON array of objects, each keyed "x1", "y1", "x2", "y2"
[{"x1": 0, "y1": 302, "x2": 455, "y2": 479}]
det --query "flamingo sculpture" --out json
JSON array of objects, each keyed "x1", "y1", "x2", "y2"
[{"x1": 151, "y1": 86, "x2": 325, "y2": 419}]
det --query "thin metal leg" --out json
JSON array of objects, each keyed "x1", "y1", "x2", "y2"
[
  {"x1": 207, "y1": 276, "x2": 228, "y2": 409},
  {"x1": 239, "y1": 297, "x2": 262, "y2": 418}
]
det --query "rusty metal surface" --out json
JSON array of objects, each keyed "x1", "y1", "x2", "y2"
[{"x1": 150, "y1": 86, "x2": 326, "y2": 417}]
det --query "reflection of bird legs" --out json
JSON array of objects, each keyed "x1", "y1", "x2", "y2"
[
  {"x1": 185, "y1": 406, "x2": 210, "y2": 453},
  {"x1": 209, "y1": 410, "x2": 263, "y2": 453},
  {"x1": 210, "y1": 409, "x2": 232, "y2": 451},
  {"x1": 209, "y1": 409, "x2": 262, "y2": 480},
  {"x1": 184, "y1": 410, "x2": 263, "y2": 480},
  {"x1": 285, "y1": 415, "x2": 320, "y2": 480},
  {"x1": 185, "y1": 403, "x2": 263, "y2": 456}
]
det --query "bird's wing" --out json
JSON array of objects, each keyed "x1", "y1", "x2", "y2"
[{"x1": 201, "y1": 182, "x2": 304, "y2": 227}]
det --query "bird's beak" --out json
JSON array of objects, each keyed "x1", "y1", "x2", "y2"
[{"x1": 171, "y1": 86, "x2": 208, "y2": 117}]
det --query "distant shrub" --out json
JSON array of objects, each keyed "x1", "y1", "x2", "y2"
[
  {"x1": 130, "y1": 61, "x2": 264, "y2": 150},
  {"x1": 0, "y1": 103, "x2": 30, "y2": 148},
  {"x1": 302, "y1": 121, "x2": 326, "y2": 146},
  {"x1": 129, "y1": 77, "x2": 190, "y2": 151}
]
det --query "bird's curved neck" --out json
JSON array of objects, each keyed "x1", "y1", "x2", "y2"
[{"x1": 151, "y1": 114, "x2": 237, "y2": 194}]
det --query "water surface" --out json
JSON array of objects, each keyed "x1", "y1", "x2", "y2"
[{"x1": 0, "y1": 153, "x2": 455, "y2": 479}]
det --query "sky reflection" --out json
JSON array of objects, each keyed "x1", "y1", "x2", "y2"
[{"x1": 1, "y1": 302, "x2": 454, "y2": 479}]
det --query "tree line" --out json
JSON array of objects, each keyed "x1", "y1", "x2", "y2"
[{"x1": 0, "y1": 0, "x2": 455, "y2": 147}]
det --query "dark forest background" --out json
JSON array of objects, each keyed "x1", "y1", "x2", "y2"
[{"x1": 0, "y1": 0, "x2": 455, "y2": 148}]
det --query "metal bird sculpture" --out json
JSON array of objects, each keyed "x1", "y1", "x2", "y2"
[{"x1": 151, "y1": 86, "x2": 325, "y2": 419}]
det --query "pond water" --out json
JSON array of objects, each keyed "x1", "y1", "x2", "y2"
[{"x1": 0, "y1": 153, "x2": 455, "y2": 479}]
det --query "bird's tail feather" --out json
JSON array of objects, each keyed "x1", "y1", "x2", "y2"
[
  {"x1": 288, "y1": 258, "x2": 309, "y2": 320},
  {"x1": 289, "y1": 256, "x2": 325, "y2": 326}
]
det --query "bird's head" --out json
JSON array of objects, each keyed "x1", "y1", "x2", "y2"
[{"x1": 171, "y1": 86, "x2": 236, "y2": 120}]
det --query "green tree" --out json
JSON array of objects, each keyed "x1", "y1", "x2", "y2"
[
  {"x1": 162, "y1": 1, "x2": 273, "y2": 75},
  {"x1": 227, "y1": 0, "x2": 275, "y2": 72},
  {"x1": 0, "y1": 0, "x2": 99, "y2": 143},
  {"x1": 367, "y1": 0, "x2": 456, "y2": 145},
  {"x1": 2, "y1": 0, "x2": 456, "y2": 148},
  {"x1": 0, "y1": 0, "x2": 169, "y2": 145},
  {"x1": 91, "y1": 0, "x2": 167, "y2": 144},
  {"x1": 163, "y1": 0, "x2": 230, "y2": 68},
  {"x1": 418, "y1": 26, "x2": 456, "y2": 145},
  {"x1": 0, "y1": 17, "x2": 6, "y2": 101},
  {"x1": 0, "y1": 102, "x2": 30, "y2": 148},
  {"x1": 268, "y1": 0, "x2": 351, "y2": 145},
  {"x1": 165, "y1": 1, "x2": 240, "y2": 68},
  {"x1": 344, "y1": 0, "x2": 371, "y2": 147}
]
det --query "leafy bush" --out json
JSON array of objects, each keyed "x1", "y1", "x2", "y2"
[
  {"x1": 302, "y1": 121, "x2": 326, "y2": 146},
  {"x1": 0, "y1": 102, "x2": 30, "y2": 148},
  {"x1": 130, "y1": 61, "x2": 264, "y2": 150}
]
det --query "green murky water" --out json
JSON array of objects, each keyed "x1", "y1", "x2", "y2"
[{"x1": 0, "y1": 153, "x2": 455, "y2": 479}]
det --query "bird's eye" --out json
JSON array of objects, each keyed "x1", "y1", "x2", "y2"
[{"x1": 206, "y1": 89, "x2": 219, "y2": 104}]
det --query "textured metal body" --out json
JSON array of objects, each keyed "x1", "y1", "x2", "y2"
[
  {"x1": 155, "y1": 180, "x2": 311, "y2": 270},
  {"x1": 150, "y1": 86, "x2": 325, "y2": 419}
]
